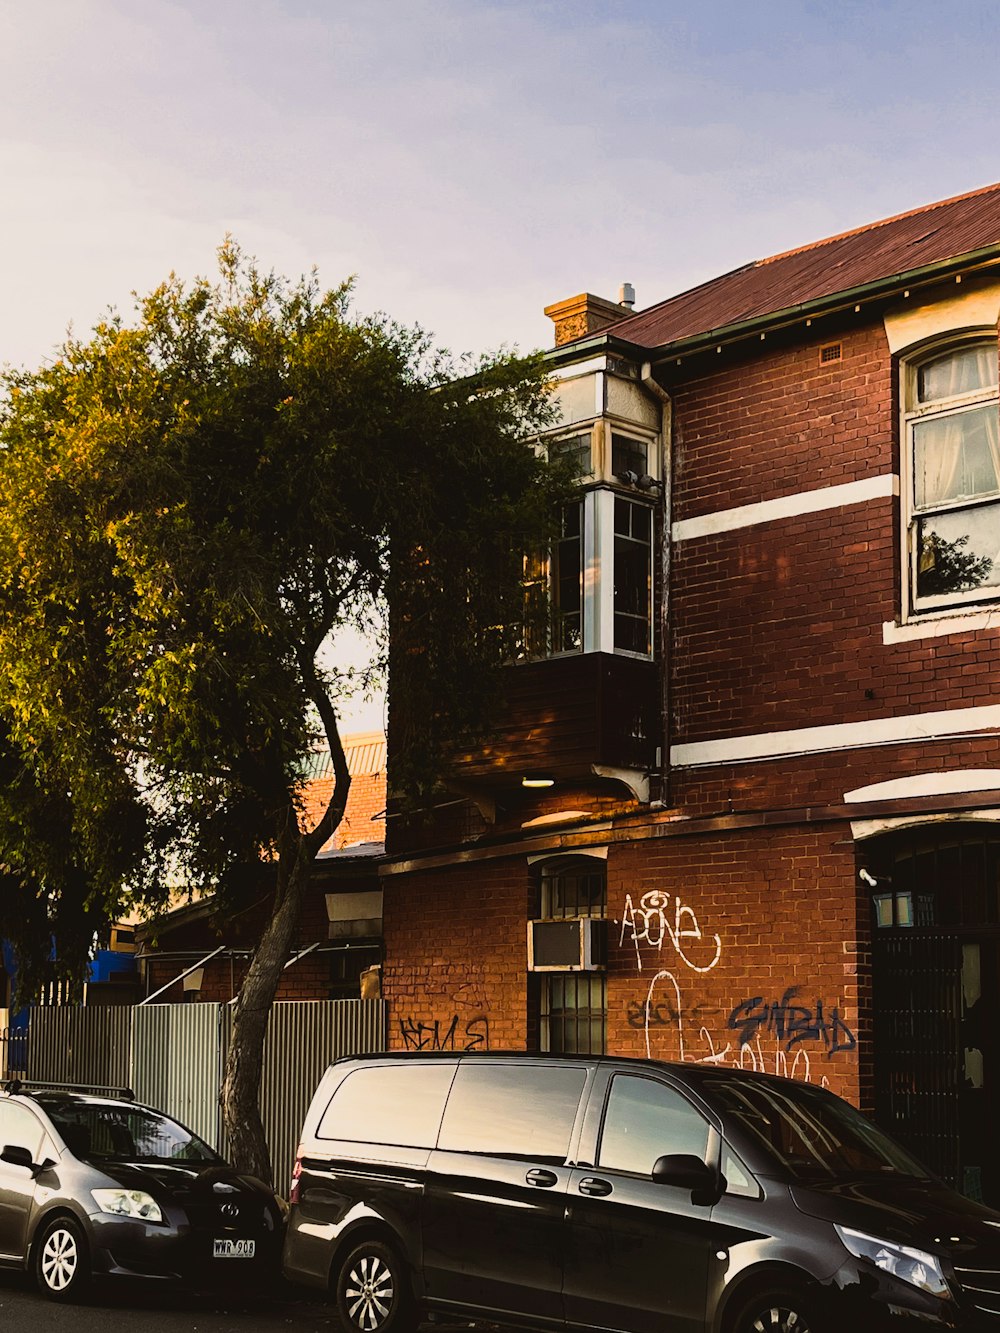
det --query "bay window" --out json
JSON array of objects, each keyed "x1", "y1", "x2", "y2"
[{"x1": 525, "y1": 425, "x2": 657, "y2": 659}]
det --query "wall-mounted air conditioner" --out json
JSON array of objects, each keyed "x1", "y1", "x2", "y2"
[{"x1": 527, "y1": 918, "x2": 606, "y2": 972}]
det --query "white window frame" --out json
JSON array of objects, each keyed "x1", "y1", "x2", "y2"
[
  {"x1": 528, "y1": 422, "x2": 658, "y2": 660},
  {"x1": 900, "y1": 335, "x2": 1000, "y2": 620}
]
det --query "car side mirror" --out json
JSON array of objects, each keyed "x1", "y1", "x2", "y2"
[
  {"x1": 1, "y1": 1144, "x2": 35, "y2": 1171},
  {"x1": 651, "y1": 1153, "x2": 724, "y2": 1204}
]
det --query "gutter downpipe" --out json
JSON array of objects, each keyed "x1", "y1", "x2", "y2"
[{"x1": 640, "y1": 362, "x2": 673, "y2": 809}]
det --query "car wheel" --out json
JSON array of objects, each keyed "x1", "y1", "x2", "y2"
[
  {"x1": 34, "y1": 1216, "x2": 91, "y2": 1302},
  {"x1": 732, "y1": 1286, "x2": 819, "y2": 1333},
  {"x1": 335, "y1": 1239, "x2": 414, "y2": 1333}
]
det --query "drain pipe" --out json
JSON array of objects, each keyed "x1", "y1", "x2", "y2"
[{"x1": 640, "y1": 361, "x2": 673, "y2": 809}]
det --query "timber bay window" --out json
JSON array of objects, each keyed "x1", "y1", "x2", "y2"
[
  {"x1": 904, "y1": 341, "x2": 1000, "y2": 614},
  {"x1": 524, "y1": 427, "x2": 657, "y2": 658}
]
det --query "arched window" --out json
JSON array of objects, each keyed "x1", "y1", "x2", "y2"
[{"x1": 903, "y1": 340, "x2": 999, "y2": 614}]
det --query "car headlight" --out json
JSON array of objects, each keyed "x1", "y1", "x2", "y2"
[
  {"x1": 91, "y1": 1188, "x2": 163, "y2": 1223},
  {"x1": 836, "y1": 1225, "x2": 950, "y2": 1297}
]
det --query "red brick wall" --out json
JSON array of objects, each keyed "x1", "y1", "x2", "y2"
[
  {"x1": 382, "y1": 860, "x2": 535, "y2": 1053},
  {"x1": 381, "y1": 825, "x2": 863, "y2": 1102},
  {"x1": 605, "y1": 829, "x2": 862, "y2": 1106},
  {"x1": 301, "y1": 769, "x2": 386, "y2": 850},
  {"x1": 669, "y1": 318, "x2": 1000, "y2": 811}
]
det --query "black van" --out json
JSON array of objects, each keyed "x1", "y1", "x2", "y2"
[{"x1": 282, "y1": 1053, "x2": 1000, "y2": 1333}]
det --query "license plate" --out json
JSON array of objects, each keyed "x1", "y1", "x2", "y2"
[{"x1": 213, "y1": 1238, "x2": 255, "y2": 1259}]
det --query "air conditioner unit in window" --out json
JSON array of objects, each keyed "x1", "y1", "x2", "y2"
[{"x1": 527, "y1": 918, "x2": 607, "y2": 972}]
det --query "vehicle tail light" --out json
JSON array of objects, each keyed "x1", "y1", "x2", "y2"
[{"x1": 289, "y1": 1154, "x2": 303, "y2": 1205}]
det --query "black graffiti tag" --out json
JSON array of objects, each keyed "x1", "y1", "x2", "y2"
[
  {"x1": 398, "y1": 1014, "x2": 489, "y2": 1052},
  {"x1": 727, "y1": 987, "x2": 856, "y2": 1057}
]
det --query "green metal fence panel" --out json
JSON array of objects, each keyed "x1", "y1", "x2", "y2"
[{"x1": 27, "y1": 1007, "x2": 132, "y2": 1089}]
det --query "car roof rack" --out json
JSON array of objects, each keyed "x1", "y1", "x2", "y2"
[{"x1": 2, "y1": 1078, "x2": 135, "y2": 1101}]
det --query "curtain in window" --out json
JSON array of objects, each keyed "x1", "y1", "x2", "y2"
[{"x1": 915, "y1": 406, "x2": 1000, "y2": 508}]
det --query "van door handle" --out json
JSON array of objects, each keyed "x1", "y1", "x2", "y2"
[
  {"x1": 525, "y1": 1169, "x2": 559, "y2": 1188},
  {"x1": 577, "y1": 1176, "x2": 613, "y2": 1197}
]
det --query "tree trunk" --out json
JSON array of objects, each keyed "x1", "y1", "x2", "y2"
[{"x1": 220, "y1": 841, "x2": 310, "y2": 1186}]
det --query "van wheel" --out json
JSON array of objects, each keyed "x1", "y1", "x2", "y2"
[
  {"x1": 336, "y1": 1239, "x2": 414, "y2": 1333},
  {"x1": 731, "y1": 1286, "x2": 818, "y2": 1333},
  {"x1": 34, "y1": 1216, "x2": 91, "y2": 1302}
]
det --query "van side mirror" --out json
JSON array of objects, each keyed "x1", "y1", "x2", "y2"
[{"x1": 651, "y1": 1153, "x2": 723, "y2": 1203}]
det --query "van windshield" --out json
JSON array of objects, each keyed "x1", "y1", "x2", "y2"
[{"x1": 700, "y1": 1076, "x2": 932, "y2": 1182}]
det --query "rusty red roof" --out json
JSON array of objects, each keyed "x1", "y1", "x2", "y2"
[{"x1": 600, "y1": 180, "x2": 1000, "y2": 351}]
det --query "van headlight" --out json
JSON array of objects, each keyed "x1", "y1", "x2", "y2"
[
  {"x1": 92, "y1": 1188, "x2": 163, "y2": 1223},
  {"x1": 836, "y1": 1225, "x2": 949, "y2": 1296}
]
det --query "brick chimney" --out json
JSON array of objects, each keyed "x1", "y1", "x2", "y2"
[{"x1": 544, "y1": 286, "x2": 634, "y2": 347}]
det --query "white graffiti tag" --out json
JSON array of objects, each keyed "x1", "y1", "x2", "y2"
[{"x1": 620, "y1": 891, "x2": 722, "y2": 973}]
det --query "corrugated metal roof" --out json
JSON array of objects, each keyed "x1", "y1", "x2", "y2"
[
  {"x1": 600, "y1": 180, "x2": 1000, "y2": 351},
  {"x1": 304, "y1": 730, "x2": 386, "y2": 782}
]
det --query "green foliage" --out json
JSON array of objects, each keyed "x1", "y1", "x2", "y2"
[{"x1": 0, "y1": 241, "x2": 568, "y2": 993}]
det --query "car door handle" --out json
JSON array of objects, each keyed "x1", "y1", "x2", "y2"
[
  {"x1": 577, "y1": 1176, "x2": 613, "y2": 1197},
  {"x1": 525, "y1": 1169, "x2": 559, "y2": 1188}
]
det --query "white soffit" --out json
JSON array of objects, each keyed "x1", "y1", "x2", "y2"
[{"x1": 883, "y1": 281, "x2": 1000, "y2": 354}]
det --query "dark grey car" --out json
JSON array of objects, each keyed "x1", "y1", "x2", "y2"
[{"x1": 0, "y1": 1081, "x2": 282, "y2": 1301}]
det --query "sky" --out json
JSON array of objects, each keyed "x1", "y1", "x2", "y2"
[{"x1": 3, "y1": 0, "x2": 999, "y2": 730}]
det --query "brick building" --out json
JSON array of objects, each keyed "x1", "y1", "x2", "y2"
[
  {"x1": 139, "y1": 731, "x2": 386, "y2": 1003},
  {"x1": 382, "y1": 182, "x2": 1000, "y2": 1203}
]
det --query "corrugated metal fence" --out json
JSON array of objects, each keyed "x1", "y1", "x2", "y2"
[{"x1": 22, "y1": 1000, "x2": 385, "y2": 1189}]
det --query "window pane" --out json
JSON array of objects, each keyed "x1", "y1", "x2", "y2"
[
  {"x1": 549, "y1": 433, "x2": 592, "y2": 477},
  {"x1": 541, "y1": 861, "x2": 607, "y2": 919},
  {"x1": 437, "y1": 1063, "x2": 586, "y2": 1161},
  {"x1": 542, "y1": 974, "x2": 606, "y2": 1054},
  {"x1": 553, "y1": 502, "x2": 583, "y2": 652},
  {"x1": 913, "y1": 407, "x2": 1000, "y2": 507},
  {"x1": 612, "y1": 434, "x2": 648, "y2": 478},
  {"x1": 318, "y1": 1064, "x2": 455, "y2": 1147},
  {"x1": 598, "y1": 1076, "x2": 709, "y2": 1175},
  {"x1": 614, "y1": 498, "x2": 652, "y2": 654},
  {"x1": 918, "y1": 346, "x2": 997, "y2": 403},
  {"x1": 916, "y1": 504, "x2": 1000, "y2": 601}
]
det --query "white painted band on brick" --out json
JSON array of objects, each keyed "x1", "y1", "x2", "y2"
[
  {"x1": 883, "y1": 606, "x2": 1000, "y2": 643},
  {"x1": 845, "y1": 770, "x2": 1000, "y2": 803},
  {"x1": 671, "y1": 473, "x2": 898, "y2": 543},
  {"x1": 671, "y1": 703, "x2": 1000, "y2": 768},
  {"x1": 853, "y1": 810, "x2": 1000, "y2": 840}
]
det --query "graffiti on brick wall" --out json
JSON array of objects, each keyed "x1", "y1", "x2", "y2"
[
  {"x1": 728, "y1": 988, "x2": 856, "y2": 1057},
  {"x1": 398, "y1": 1014, "x2": 489, "y2": 1051},
  {"x1": 621, "y1": 889, "x2": 855, "y2": 1087},
  {"x1": 619, "y1": 890, "x2": 722, "y2": 973}
]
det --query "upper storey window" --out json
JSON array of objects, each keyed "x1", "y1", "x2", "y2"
[
  {"x1": 904, "y1": 341, "x2": 999, "y2": 614},
  {"x1": 522, "y1": 425, "x2": 657, "y2": 660}
]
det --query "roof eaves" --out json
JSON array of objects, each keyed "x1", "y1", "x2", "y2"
[
  {"x1": 643, "y1": 242, "x2": 1000, "y2": 365},
  {"x1": 544, "y1": 331, "x2": 654, "y2": 371}
]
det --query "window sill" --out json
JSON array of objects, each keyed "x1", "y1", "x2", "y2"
[{"x1": 883, "y1": 605, "x2": 1000, "y2": 644}]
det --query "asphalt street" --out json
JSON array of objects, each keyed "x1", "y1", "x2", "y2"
[{"x1": 0, "y1": 1268, "x2": 343, "y2": 1330}]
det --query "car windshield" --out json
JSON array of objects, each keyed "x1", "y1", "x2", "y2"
[
  {"x1": 45, "y1": 1102, "x2": 220, "y2": 1165},
  {"x1": 701, "y1": 1075, "x2": 933, "y2": 1182}
]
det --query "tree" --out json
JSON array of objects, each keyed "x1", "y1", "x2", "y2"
[{"x1": 0, "y1": 243, "x2": 567, "y2": 1180}]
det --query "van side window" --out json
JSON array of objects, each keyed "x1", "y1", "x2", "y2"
[
  {"x1": 437, "y1": 1063, "x2": 587, "y2": 1163},
  {"x1": 317, "y1": 1063, "x2": 456, "y2": 1148},
  {"x1": 598, "y1": 1075, "x2": 709, "y2": 1176}
]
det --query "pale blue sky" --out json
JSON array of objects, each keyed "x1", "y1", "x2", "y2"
[{"x1": 2, "y1": 0, "x2": 997, "y2": 729}]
